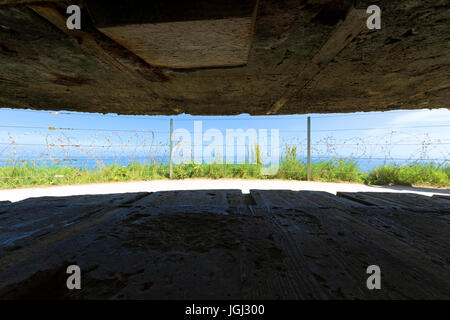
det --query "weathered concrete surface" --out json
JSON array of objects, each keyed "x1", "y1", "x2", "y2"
[
  {"x1": 0, "y1": 193, "x2": 148, "y2": 260},
  {"x1": 0, "y1": 189, "x2": 449, "y2": 299},
  {"x1": 337, "y1": 191, "x2": 450, "y2": 209},
  {"x1": 0, "y1": 0, "x2": 448, "y2": 115}
]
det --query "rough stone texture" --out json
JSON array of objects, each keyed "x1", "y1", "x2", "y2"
[
  {"x1": 0, "y1": 193, "x2": 148, "y2": 258},
  {"x1": 338, "y1": 191, "x2": 450, "y2": 210},
  {"x1": 0, "y1": 0, "x2": 448, "y2": 115},
  {"x1": 0, "y1": 190, "x2": 449, "y2": 299}
]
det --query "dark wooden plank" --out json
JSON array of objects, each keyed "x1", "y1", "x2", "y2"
[
  {"x1": 0, "y1": 193, "x2": 148, "y2": 262},
  {"x1": 250, "y1": 190, "x2": 319, "y2": 208},
  {"x1": 247, "y1": 205, "x2": 356, "y2": 299},
  {"x1": 251, "y1": 190, "x2": 365, "y2": 209},
  {"x1": 432, "y1": 195, "x2": 450, "y2": 203},
  {"x1": 313, "y1": 207, "x2": 450, "y2": 298},
  {"x1": 342, "y1": 206, "x2": 450, "y2": 268},
  {"x1": 295, "y1": 191, "x2": 365, "y2": 208},
  {"x1": 251, "y1": 206, "x2": 373, "y2": 299},
  {"x1": 0, "y1": 201, "x2": 11, "y2": 213},
  {"x1": 133, "y1": 190, "x2": 244, "y2": 207},
  {"x1": 358, "y1": 192, "x2": 450, "y2": 209},
  {"x1": 0, "y1": 204, "x2": 248, "y2": 299},
  {"x1": 337, "y1": 192, "x2": 401, "y2": 207},
  {"x1": 239, "y1": 206, "x2": 309, "y2": 299},
  {"x1": 255, "y1": 206, "x2": 450, "y2": 299}
]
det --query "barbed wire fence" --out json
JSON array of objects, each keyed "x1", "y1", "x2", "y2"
[{"x1": 0, "y1": 111, "x2": 449, "y2": 182}]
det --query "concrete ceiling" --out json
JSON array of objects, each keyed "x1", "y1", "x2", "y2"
[{"x1": 0, "y1": 0, "x2": 449, "y2": 115}]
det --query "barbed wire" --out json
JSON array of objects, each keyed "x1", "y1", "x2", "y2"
[
  {"x1": 1, "y1": 124, "x2": 449, "y2": 132},
  {"x1": 1, "y1": 157, "x2": 448, "y2": 162},
  {"x1": 1, "y1": 142, "x2": 450, "y2": 148},
  {"x1": 0, "y1": 114, "x2": 448, "y2": 180}
]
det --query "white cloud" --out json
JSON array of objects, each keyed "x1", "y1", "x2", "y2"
[{"x1": 390, "y1": 108, "x2": 450, "y2": 125}]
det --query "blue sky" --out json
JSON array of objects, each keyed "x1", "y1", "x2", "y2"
[{"x1": 0, "y1": 107, "x2": 449, "y2": 169}]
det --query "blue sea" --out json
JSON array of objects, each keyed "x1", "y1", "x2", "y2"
[{"x1": 1, "y1": 155, "x2": 443, "y2": 173}]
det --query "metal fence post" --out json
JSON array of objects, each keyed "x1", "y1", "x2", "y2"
[
  {"x1": 169, "y1": 118, "x2": 173, "y2": 179},
  {"x1": 307, "y1": 116, "x2": 311, "y2": 181}
]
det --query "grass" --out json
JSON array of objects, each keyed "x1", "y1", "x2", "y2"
[
  {"x1": 364, "y1": 163, "x2": 450, "y2": 187},
  {"x1": 0, "y1": 159, "x2": 448, "y2": 189}
]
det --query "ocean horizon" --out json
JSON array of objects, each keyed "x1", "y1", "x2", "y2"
[{"x1": 1, "y1": 155, "x2": 446, "y2": 174}]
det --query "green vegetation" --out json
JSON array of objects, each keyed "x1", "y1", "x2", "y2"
[
  {"x1": 277, "y1": 146, "x2": 365, "y2": 182},
  {"x1": 0, "y1": 158, "x2": 448, "y2": 189},
  {"x1": 364, "y1": 163, "x2": 450, "y2": 187}
]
